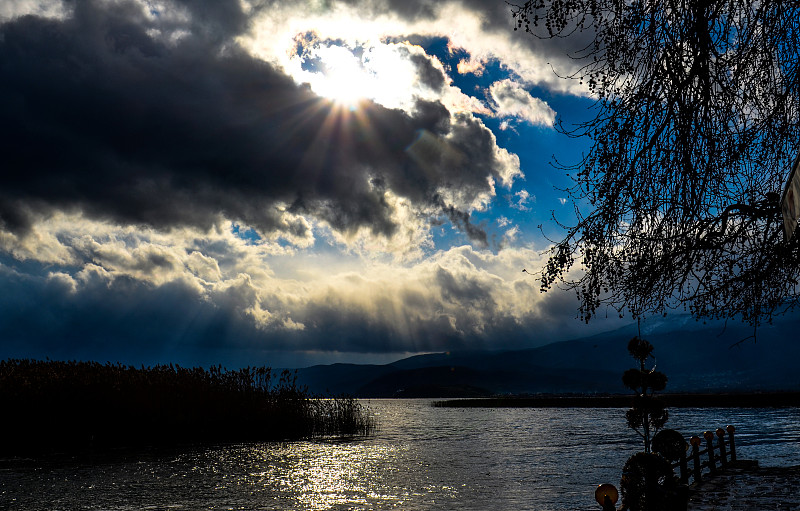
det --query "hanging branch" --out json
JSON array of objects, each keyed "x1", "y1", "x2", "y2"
[{"x1": 511, "y1": 0, "x2": 800, "y2": 325}]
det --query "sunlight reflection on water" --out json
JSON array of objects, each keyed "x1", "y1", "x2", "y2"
[{"x1": 1, "y1": 400, "x2": 799, "y2": 510}]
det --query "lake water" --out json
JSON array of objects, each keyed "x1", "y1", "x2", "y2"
[{"x1": 2, "y1": 400, "x2": 800, "y2": 510}]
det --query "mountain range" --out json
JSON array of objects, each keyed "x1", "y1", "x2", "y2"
[{"x1": 293, "y1": 314, "x2": 800, "y2": 397}]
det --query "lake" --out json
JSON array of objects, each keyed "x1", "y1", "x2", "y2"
[{"x1": 2, "y1": 400, "x2": 799, "y2": 510}]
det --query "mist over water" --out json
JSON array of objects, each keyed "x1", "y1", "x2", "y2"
[{"x1": 2, "y1": 400, "x2": 799, "y2": 510}]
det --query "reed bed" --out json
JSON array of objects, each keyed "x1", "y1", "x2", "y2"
[{"x1": 0, "y1": 359, "x2": 374, "y2": 455}]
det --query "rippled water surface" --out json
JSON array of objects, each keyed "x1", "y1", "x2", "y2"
[{"x1": 2, "y1": 400, "x2": 799, "y2": 510}]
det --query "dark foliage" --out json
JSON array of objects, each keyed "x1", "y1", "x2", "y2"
[
  {"x1": 510, "y1": 0, "x2": 800, "y2": 327},
  {"x1": 620, "y1": 452, "x2": 677, "y2": 511},
  {"x1": 651, "y1": 429, "x2": 688, "y2": 463},
  {"x1": 0, "y1": 359, "x2": 374, "y2": 455}
]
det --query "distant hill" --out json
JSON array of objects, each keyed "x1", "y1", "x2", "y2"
[{"x1": 294, "y1": 314, "x2": 800, "y2": 397}]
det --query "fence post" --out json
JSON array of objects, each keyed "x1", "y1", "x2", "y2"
[
  {"x1": 704, "y1": 431, "x2": 717, "y2": 475},
  {"x1": 716, "y1": 428, "x2": 728, "y2": 468},
  {"x1": 690, "y1": 435, "x2": 702, "y2": 484},
  {"x1": 727, "y1": 425, "x2": 736, "y2": 462}
]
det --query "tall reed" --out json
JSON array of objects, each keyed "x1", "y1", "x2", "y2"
[{"x1": 0, "y1": 359, "x2": 374, "y2": 455}]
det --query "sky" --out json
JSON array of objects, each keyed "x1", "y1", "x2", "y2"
[{"x1": 0, "y1": 0, "x2": 633, "y2": 368}]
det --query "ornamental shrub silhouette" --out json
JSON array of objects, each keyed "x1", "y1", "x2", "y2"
[
  {"x1": 620, "y1": 451, "x2": 677, "y2": 511},
  {"x1": 619, "y1": 337, "x2": 678, "y2": 511},
  {"x1": 623, "y1": 337, "x2": 668, "y2": 453}
]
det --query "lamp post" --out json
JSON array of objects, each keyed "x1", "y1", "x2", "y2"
[{"x1": 595, "y1": 483, "x2": 618, "y2": 511}]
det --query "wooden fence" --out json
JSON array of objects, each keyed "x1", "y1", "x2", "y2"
[
  {"x1": 679, "y1": 425, "x2": 737, "y2": 485},
  {"x1": 594, "y1": 425, "x2": 738, "y2": 510}
]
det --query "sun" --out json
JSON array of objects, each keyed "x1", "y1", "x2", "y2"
[
  {"x1": 288, "y1": 40, "x2": 419, "y2": 111},
  {"x1": 310, "y1": 45, "x2": 371, "y2": 108}
]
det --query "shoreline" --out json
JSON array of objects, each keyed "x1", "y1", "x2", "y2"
[{"x1": 433, "y1": 391, "x2": 800, "y2": 408}]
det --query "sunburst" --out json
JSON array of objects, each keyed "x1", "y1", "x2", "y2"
[{"x1": 297, "y1": 42, "x2": 418, "y2": 111}]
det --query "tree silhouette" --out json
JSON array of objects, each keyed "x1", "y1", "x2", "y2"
[{"x1": 511, "y1": 0, "x2": 800, "y2": 328}]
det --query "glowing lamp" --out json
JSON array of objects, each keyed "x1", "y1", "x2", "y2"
[{"x1": 595, "y1": 483, "x2": 619, "y2": 506}]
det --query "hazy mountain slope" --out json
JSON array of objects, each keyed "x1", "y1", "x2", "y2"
[
  {"x1": 293, "y1": 314, "x2": 800, "y2": 397},
  {"x1": 293, "y1": 363, "x2": 397, "y2": 395}
]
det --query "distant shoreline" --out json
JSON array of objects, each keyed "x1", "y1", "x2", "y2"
[{"x1": 432, "y1": 392, "x2": 800, "y2": 408}]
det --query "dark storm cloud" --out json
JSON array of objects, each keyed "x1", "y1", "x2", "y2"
[
  {"x1": 169, "y1": 0, "x2": 250, "y2": 40},
  {"x1": 437, "y1": 199, "x2": 489, "y2": 246},
  {"x1": 408, "y1": 52, "x2": 446, "y2": 91},
  {"x1": 0, "y1": 264, "x2": 289, "y2": 366},
  {"x1": 0, "y1": 242, "x2": 627, "y2": 365},
  {"x1": 0, "y1": 261, "x2": 439, "y2": 362},
  {"x1": 434, "y1": 265, "x2": 494, "y2": 306},
  {"x1": 0, "y1": 0, "x2": 506, "y2": 239}
]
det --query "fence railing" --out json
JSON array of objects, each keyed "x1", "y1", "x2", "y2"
[
  {"x1": 594, "y1": 425, "x2": 738, "y2": 510},
  {"x1": 680, "y1": 425, "x2": 737, "y2": 485}
]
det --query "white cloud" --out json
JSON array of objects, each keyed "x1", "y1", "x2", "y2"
[
  {"x1": 0, "y1": 211, "x2": 618, "y2": 353},
  {"x1": 322, "y1": 191, "x2": 435, "y2": 262},
  {"x1": 285, "y1": 38, "x2": 443, "y2": 111},
  {"x1": 489, "y1": 79, "x2": 556, "y2": 128},
  {"x1": 504, "y1": 225, "x2": 520, "y2": 243},
  {"x1": 0, "y1": 0, "x2": 70, "y2": 21},
  {"x1": 512, "y1": 189, "x2": 534, "y2": 211},
  {"x1": 46, "y1": 271, "x2": 77, "y2": 294},
  {"x1": 186, "y1": 251, "x2": 223, "y2": 283},
  {"x1": 235, "y1": 15, "x2": 525, "y2": 239},
  {"x1": 455, "y1": 52, "x2": 488, "y2": 76},
  {"x1": 241, "y1": 0, "x2": 587, "y2": 108},
  {"x1": 493, "y1": 144, "x2": 524, "y2": 189}
]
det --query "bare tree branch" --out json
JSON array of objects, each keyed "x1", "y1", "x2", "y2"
[{"x1": 513, "y1": 0, "x2": 800, "y2": 325}]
